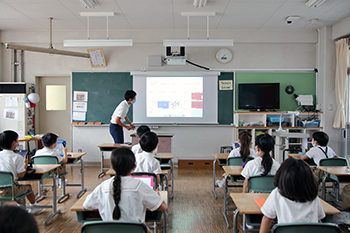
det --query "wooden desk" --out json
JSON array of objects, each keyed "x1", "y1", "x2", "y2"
[
  {"x1": 71, "y1": 190, "x2": 168, "y2": 233},
  {"x1": 65, "y1": 152, "x2": 87, "y2": 198},
  {"x1": 20, "y1": 164, "x2": 61, "y2": 226},
  {"x1": 317, "y1": 166, "x2": 350, "y2": 200},
  {"x1": 156, "y1": 153, "x2": 174, "y2": 199},
  {"x1": 131, "y1": 133, "x2": 173, "y2": 153},
  {"x1": 222, "y1": 165, "x2": 243, "y2": 229},
  {"x1": 288, "y1": 153, "x2": 302, "y2": 159},
  {"x1": 212, "y1": 153, "x2": 229, "y2": 199},
  {"x1": 288, "y1": 153, "x2": 317, "y2": 167},
  {"x1": 230, "y1": 193, "x2": 341, "y2": 233},
  {"x1": 97, "y1": 143, "x2": 132, "y2": 178},
  {"x1": 18, "y1": 136, "x2": 43, "y2": 155}
]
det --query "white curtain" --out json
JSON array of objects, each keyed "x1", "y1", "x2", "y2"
[{"x1": 333, "y1": 38, "x2": 349, "y2": 129}]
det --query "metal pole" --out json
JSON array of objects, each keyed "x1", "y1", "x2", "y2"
[
  {"x1": 87, "y1": 16, "x2": 90, "y2": 39},
  {"x1": 49, "y1": 17, "x2": 53, "y2": 49},
  {"x1": 18, "y1": 50, "x2": 24, "y2": 82},
  {"x1": 207, "y1": 16, "x2": 209, "y2": 39},
  {"x1": 11, "y1": 49, "x2": 17, "y2": 82},
  {"x1": 106, "y1": 16, "x2": 109, "y2": 39}
]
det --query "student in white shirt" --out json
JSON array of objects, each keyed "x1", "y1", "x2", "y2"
[
  {"x1": 83, "y1": 147, "x2": 167, "y2": 222},
  {"x1": 216, "y1": 131, "x2": 257, "y2": 188},
  {"x1": 260, "y1": 158, "x2": 325, "y2": 233},
  {"x1": 134, "y1": 132, "x2": 162, "y2": 186},
  {"x1": 34, "y1": 133, "x2": 68, "y2": 175},
  {"x1": 241, "y1": 133, "x2": 280, "y2": 193},
  {"x1": 300, "y1": 131, "x2": 337, "y2": 166},
  {"x1": 131, "y1": 125, "x2": 150, "y2": 155},
  {"x1": 109, "y1": 90, "x2": 136, "y2": 143},
  {"x1": 0, "y1": 130, "x2": 42, "y2": 215}
]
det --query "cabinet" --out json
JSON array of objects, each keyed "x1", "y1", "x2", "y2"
[{"x1": 233, "y1": 111, "x2": 323, "y2": 163}]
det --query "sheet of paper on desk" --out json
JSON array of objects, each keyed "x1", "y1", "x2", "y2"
[
  {"x1": 72, "y1": 111, "x2": 86, "y2": 121},
  {"x1": 254, "y1": 197, "x2": 267, "y2": 208}
]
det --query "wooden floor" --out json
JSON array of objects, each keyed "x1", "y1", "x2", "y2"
[{"x1": 10, "y1": 164, "x2": 350, "y2": 233}]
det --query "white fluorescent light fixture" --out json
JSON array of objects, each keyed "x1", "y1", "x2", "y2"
[
  {"x1": 163, "y1": 39, "x2": 233, "y2": 47},
  {"x1": 78, "y1": 0, "x2": 96, "y2": 9},
  {"x1": 64, "y1": 12, "x2": 133, "y2": 47},
  {"x1": 64, "y1": 39, "x2": 132, "y2": 47},
  {"x1": 305, "y1": 0, "x2": 327, "y2": 7}
]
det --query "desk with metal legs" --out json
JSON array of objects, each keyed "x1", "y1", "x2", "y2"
[
  {"x1": 19, "y1": 164, "x2": 61, "y2": 226},
  {"x1": 212, "y1": 153, "x2": 229, "y2": 199},
  {"x1": 65, "y1": 152, "x2": 87, "y2": 198},
  {"x1": 97, "y1": 143, "x2": 132, "y2": 178},
  {"x1": 156, "y1": 153, "x2": 174, "y2": 199},
  {"x1": 222, "y1": 165, "x2": 243, "y2": 229},
  {"x1": 317, "y1": 166, "x2": 350, "y2": 200}
]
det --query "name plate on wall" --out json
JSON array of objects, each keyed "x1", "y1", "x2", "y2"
[{"x1": 219, "y1": 80, "x2": 233, "y2": 90}]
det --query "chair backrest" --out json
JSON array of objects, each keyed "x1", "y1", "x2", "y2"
[
  {"x1": 81, "y1": 221, "x2": 148, "y2": 233},
  {"x1": 248, "y1": 175, "x2": 275, "y2": 193},
  {"x1": 272, "y1": 222, "x2": 341, "y2": 233},
  {"x1": 0, "y1": 171, "x2": 14, "y2": 188},
  {"x1": 0, "y1": 171, "x2": 15, "y2": 201},
  {"x1": 319, "y1": 158, "x2": 347, "y2": 166},
  {"x1": 227, "y1": 156, "x2": 254, "y2": 166},
  {"x1": 32, "y1": 155, "x2": 59, "y2": 165},
  {"x1": 131, "y1": 172, "x2": 157, "y2": 190}
]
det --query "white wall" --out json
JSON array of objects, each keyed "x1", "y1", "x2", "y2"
[
  {"x1": 0, "y1": 29, "x2": 327, "y2": 161},
  {"x1": 332, "y1": 15, "x2": 350, "y2": 40}
]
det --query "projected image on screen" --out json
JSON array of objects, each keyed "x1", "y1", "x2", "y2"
[{"x1": 146, "y1": 77, "x2": 203, "y2": 117}]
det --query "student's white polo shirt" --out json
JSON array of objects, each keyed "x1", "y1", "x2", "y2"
[
  {"x1": 110, "y1": 100, "x2": 130, "y2": 124},
  {"x1": 0, "y1": 149, "x2": 25, "y2": 180},
  {"x1": 261, "y1": 188, "x2": 325, "y2": 223},
  {"x1": 34, "y1": 148, "x2": 63, "y2": 163},
  {"x1": 83, "y1": 176, "x2": 163, "y2": 222},
  {"x1": 241, "y1": 157, "x2": 280, "y2": 179},
  {"x1": 306, "y1": 146, "x2": 336, "y2": 166},
  {"x1": 134, "y1": 151, "x2": 162, "y2": 174}
]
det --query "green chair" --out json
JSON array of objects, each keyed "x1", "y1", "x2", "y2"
[
  {"x1": 243, "y1": 175, "x2": 276, "y2": 232},
  {"x1": 319, "y1": 157, "x2": 347, "y2": 201},
  {"x1": 227, "y1": 157, "x2": 254, "y2": 183},
  {"x1": 0, "y1": 171, "x2": 33, "y2": 207},
  {"x1": 81, "y1": 221, "x2": 148, "y2": 233},
  {"x1": 272, "y1": 222, "x2": 341, "y2": 233},
  {"x1": 32, "y1": 155, "x2": 70, "y2": 203},
  {"x1": 248, "y1": 175, "x2": 275, "y2": 193}
]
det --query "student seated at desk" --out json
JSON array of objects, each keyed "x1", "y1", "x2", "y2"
[
  {"x1": 134, "y1": 132, "x2": 162, "y2": 186},
  {"x1": 34, "y1": 133, "x2": 68, "y2": 174},
  {"x1": 300, "y1": 131, "x2": 337, "y2": 166},
  {"x1": 0, "y1": 130, "x2": 42, "y2": 215},
  {"x1": 241, "y1": 134, "x2": 280, "y2": 193},
  {"x1": 131, "y1": 125, "x2": 151, "y2": 155},
  {"x1": 216, "y1": 131, "x2": 257, "y2": 188},
  {"x1": 260, "y1": 158, "x2": 325, "y2": 233},
  {"x1": 83, "y1": 148, "x2": 167, "y2": 221},
  {"x1": 0, "y1": 205, "x2": 39, "y2": 233}
]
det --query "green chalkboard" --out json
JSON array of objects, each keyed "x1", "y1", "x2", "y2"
[
  {"x1": 235, "y1": 72, "x2": 316, "y2": 111},
  {"x1": 218, "y1": 72, "x2": 234, "y2": 125},
  {"x1": 72, "y1": 72, "x2": 132, "y2": 124}
]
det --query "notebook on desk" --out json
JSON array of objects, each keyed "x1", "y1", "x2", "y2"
[{"x1": 131, "y1": 175, "x2": 155, "y2": 189}]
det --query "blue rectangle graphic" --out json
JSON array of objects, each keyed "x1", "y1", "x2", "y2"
[{"x1": 158, "y1": 101, "x2": 169, "y2": 109}]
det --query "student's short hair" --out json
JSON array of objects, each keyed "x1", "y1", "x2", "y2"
[
  {"x1": 42, "y1": 133, "x2": 58, "y2": 147},
  {"x1": 124, "y1": 90, "x2": 136, "y2": 101},
  {"x1": 136, "y1": 125, "x2": 151, "y2": 138},
  {"x1": 274, "y1": 158, "x2": 318, "y2": 202},
  {"x1": 312, "y1": 131, "x2": 329, "y2": 146},
  {"x1": 0, "y1": 130, "x2": 18, "y2": 150},
  {"x1": 139, "y1": 132, "x2": 158, "y2": 153},
  {"x1": 0, "y1": 205, "x2": 39, "y2": 233}
]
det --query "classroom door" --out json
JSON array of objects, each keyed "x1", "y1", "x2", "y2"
[{"x1": 36, "y1": 76, "x2": 72, "y2": 151}]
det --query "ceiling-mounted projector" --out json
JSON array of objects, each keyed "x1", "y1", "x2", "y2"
[{"x1": 165, "y1": 46, "x2": 187, "y2": 65}]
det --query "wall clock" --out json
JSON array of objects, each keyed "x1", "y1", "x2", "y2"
[{"x1": 216, "y1": 48, "x2": 233, "y2": 64}]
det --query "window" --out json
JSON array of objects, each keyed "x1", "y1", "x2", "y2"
[{"x1": 46, "y1": 85, "x2": 66, "y2": 111}]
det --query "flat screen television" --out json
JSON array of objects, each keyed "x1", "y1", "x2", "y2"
[{"x1": 238, "y1": 83, "x2": 280, "y2": 111}]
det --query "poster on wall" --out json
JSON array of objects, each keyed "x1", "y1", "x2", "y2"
[
  {"x1": 3, "y1": 109, "x2": 18, "y2": 120},
  {"x1": 73, "y1": 102, "x2": 87, "y2": 112},
  {"x1": 74, "y1": 91, "x2": 88, "y2": 102}
]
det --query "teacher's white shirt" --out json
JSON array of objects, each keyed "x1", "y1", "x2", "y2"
[{"x1": 110, "y1": 100, "x2": 130, "y2": 124}]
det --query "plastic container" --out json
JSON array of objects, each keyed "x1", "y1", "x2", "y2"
[
  {"x1": 53, "y1": 139, "x2": 66, "y2": 157},
  {"x1": 267, "y1": 117, "x2": 284, "y2": 123},
  {"x1": 302, "y1": 121, "x2": 320, "y2": 127}
]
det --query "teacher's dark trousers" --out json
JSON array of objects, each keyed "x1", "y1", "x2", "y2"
[{"x1": 109, "y1": 123, "x2": 124, "y2": 143}]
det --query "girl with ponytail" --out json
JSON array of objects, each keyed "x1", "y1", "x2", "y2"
[
  {"x1": 241, "y1": 133, "x2": 280, "y2": 193},
  {"x1": 83, "y1": 147, "x2": 167, "y2": 221}
]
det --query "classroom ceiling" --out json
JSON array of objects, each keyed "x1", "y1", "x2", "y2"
[{"x1": 0, "y1": 0, "x2": 350, "y2": 32}]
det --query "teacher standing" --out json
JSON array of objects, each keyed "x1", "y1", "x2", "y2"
[{"x1": 109, "y1": 90, "x2": 136, "y2": 143}]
